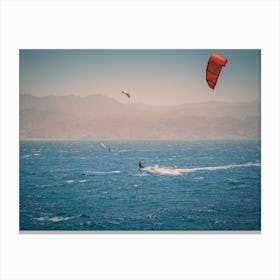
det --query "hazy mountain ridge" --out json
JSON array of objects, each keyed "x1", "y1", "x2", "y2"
[{"x1": 20, "y1": 94, "x2": 260, "y2": 140}]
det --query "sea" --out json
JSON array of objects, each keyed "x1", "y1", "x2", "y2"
[{"x1": 20, "y1": 140, "x2": 261, "y2": 231}]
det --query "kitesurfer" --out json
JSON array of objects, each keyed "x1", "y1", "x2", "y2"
[{"x1": 138, "y1": 161, "x2": 144, "y2": 170}]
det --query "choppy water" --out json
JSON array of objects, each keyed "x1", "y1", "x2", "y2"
[{"x1": 20, "y1": 140, "x2": 261, "y2": 231}]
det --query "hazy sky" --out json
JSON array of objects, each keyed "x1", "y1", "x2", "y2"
[{"x1": 20, "y1": 49, "x2": 260, "y2": 106}]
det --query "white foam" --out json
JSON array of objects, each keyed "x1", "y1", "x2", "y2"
[
  {"x1": 40, "y1": 183, "x2": 59, "y2": 188},
  {"x1": 66, "y1": 180, "x2": 74, "y2": 184},
  {"x1": 143, "y1": 162, "x2": 260, "y2": 176},
  {"x1": 85, "y1": 170, "x2": 121, "y2": 175},
  {"x1": 118, "y1": 149, "x2": 129, "y2": 153},
  {"x1": 134, "y1": 173, "x2": 148, "y2": 177},
  {"x1": 144, "y1": 165, "x2": 181, "y2": 175},
  {"x1": 79, "y1": 179, "x2": 88, "y2": 183},
  {"x1": 49, "y1": 216, "x2": 75, "y2": 222},
  {"x1": 194, "y1": 176, "x2": 205, "y2": 180},
  {"x1": 34, "y1": 216, "x2": 48, "y2": 221},
  {"x1": 34, "y1": 215, "x2": 78, "y2": 222}
]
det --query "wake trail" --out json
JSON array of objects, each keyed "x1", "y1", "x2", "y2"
[{"x1": 143, "y1": 162, "x2": 260, "y2": 176}]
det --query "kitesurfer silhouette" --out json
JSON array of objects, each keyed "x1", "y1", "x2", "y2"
[{"x1": 138, "y1": 161, "x2": 144, "y2": 170}]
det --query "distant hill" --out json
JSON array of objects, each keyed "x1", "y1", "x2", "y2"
[{"x1": 20, "y1": 94, "x2": 260, "y2": 140}]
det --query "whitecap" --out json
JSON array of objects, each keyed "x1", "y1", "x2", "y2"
[
  {"x1": 194, "y1": 176, "x2": 204, "y2": 180},
  {"x1": 49, "y1": 216, "x2": 74, "y2": 222},
  {"x1": 23, "y1": 155, "x2": 30, "y2": 158},
  {"x1": 118, "y1": 149, "x2": 129, "y2": 153},
  {"x1": 94, "y1": 170, "x2": 120, "y2": 174},
  {"x1": 34, "y1": 215, "x2": 78, "y2": 222},
  {"x1": 85, "y1": 170, "x2": 121, "y2": 175},
  {"x1": 66, "y1": 180, "x2": 74, "y2": 184},
  {"x1": 192, "y1": 207, "x2": 216, "y2": 213},
  {"x1": 34, "y1": 216, "x2": 48, "y2": 221},
  {"x1": 134, "y1": 173, "x2": 148, "y2": 177},
  {"x1": 40, "y1": 182, "x2": 59, "y2": 188}
]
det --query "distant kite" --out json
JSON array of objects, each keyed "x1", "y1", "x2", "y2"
[
  {"x1": 121, "y1": 90, "x2": 131, "y2": 99},
  {"x1": 100, "y1": 142, "x2": 106, "y2": 149},
  {"x1": 206, "y1": 53, "x2": 228, "y2": 89}
]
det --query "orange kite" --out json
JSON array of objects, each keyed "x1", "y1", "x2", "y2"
[
  {"x1": 121, "y1": 90, "x2": 131, "y2": 99},
  {"x1": 206, "y1": 53, "x2": 227, "y2": 89}
]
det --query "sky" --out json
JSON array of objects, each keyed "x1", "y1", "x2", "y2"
[{"x1": 20, "y1": 49, "x2": 260, "y2": 106}]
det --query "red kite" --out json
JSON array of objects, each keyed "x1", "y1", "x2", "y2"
[
  {"x1": 206, "y1": 53, "x2": 227, "y2": 89},
  {"x1": 121, "y1": 90, "x2": 131, "y2": 99}
]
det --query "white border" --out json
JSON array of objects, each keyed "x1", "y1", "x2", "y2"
[{"x1": 1, "y1": 1, "x2": 279, "y2": 280}]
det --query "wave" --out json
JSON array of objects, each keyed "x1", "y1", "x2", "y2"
[
  {"x1": 66, "y1": 180, "x2": 74, "y2": 184},
  {"x1": 35, "y1": 215, "x2": 77, "y2": 222},
  {"x1": 194, "y1": 176, "x2": 205, "y2": 180},
  {"x1": 40, "y1": 182, "x2": 60, "y2": 188},
  {"x1": 84, "y1": 170, "x2": 121, "y2": 176},
  {"x1": 22, "y1": 155, "x2": 30, "y2": 158},
  {"x1": 118, "y1": 149, "x2": 130, "y2": 153},
  {"x1": 34, "y1": 214, "x2": 88, "y2": 223},
  {"x1": 143, "y1": 162, "x2": 260, "y2": 176}
]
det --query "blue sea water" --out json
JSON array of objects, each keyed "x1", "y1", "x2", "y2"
[{"x1": 20, "y1": 140, "x2": 261, "y2": 231}]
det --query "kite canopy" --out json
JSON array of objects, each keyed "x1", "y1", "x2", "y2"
[
  {"x1": 121, "y1": 90, "x2": 131, "y2": 98},
  {"x1": 206, "y1": 53, "x2": 227, "y2": 89}
]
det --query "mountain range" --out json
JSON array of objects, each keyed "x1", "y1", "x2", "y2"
[{"x1": 20, "y1": 94, "x2": 260, "y2": 140}]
